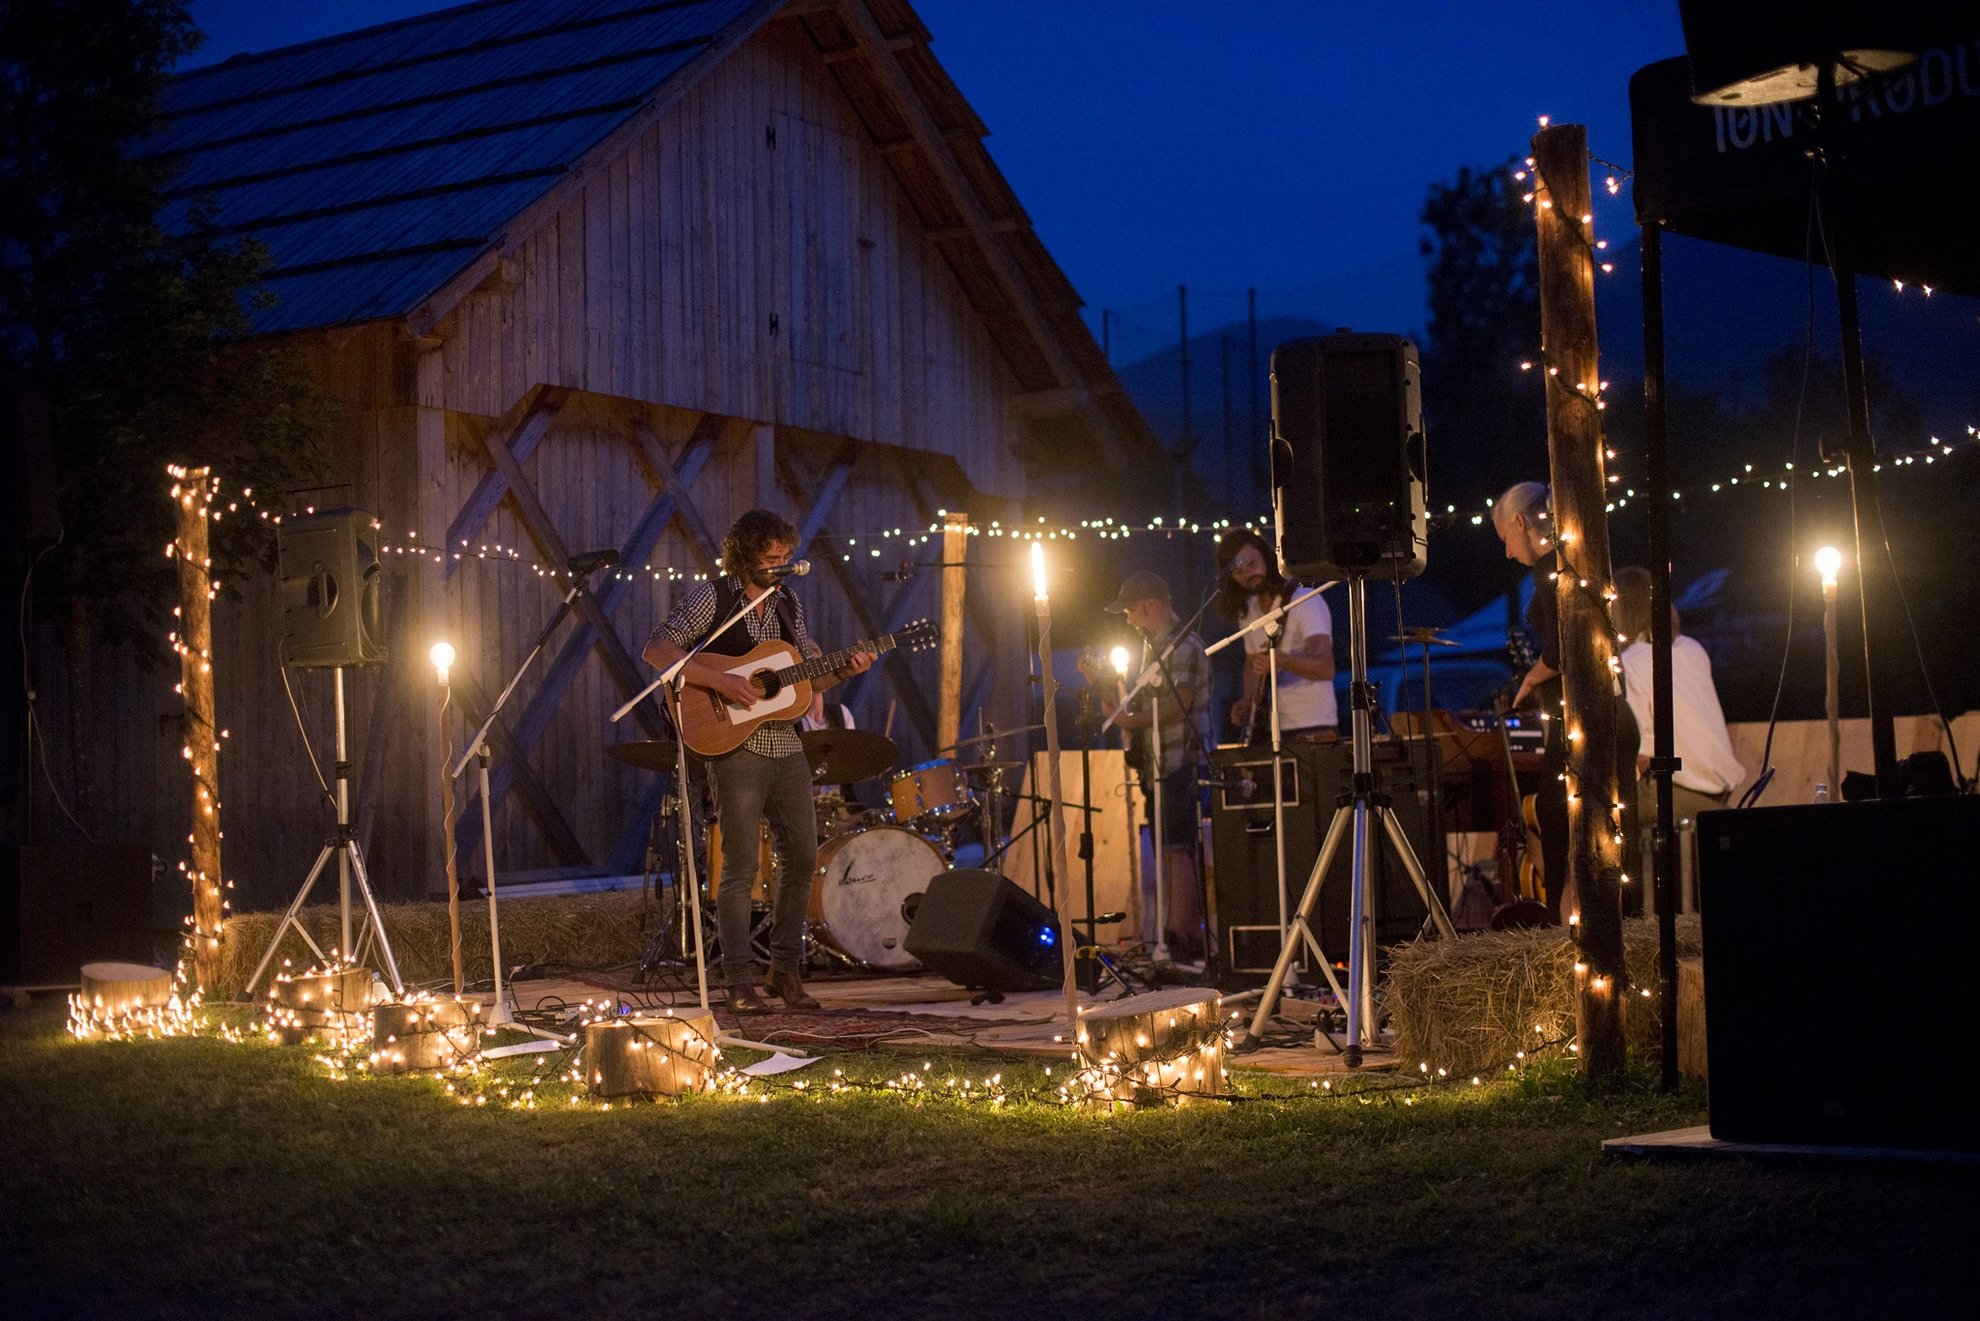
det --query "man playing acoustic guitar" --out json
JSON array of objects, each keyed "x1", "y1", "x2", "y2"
[{"x1": 644, "y1": 510, "x2": 874, "y2": 1015}]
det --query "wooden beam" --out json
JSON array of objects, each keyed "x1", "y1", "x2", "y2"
[
  {"x1": 938, "y1": 511, "x2": 968, "y2": 751},
  {"x1": 443, "y1": 386, "x2": 568, "y2": 579},
  {"x1": 789, "y1": 441, "x2": 860, "y2": 561},
  {"x1": 632, "y1": 418, "x2": 726, "y2": 572}
]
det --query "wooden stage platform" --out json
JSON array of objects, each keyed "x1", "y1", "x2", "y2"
[{"x1": 506, "y1": 969, "x2": 1381, "y2": 1079}]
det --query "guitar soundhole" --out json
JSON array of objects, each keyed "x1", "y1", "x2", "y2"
[{"x1": 752, "y1": 669, "x2": 780, "y2": 700}]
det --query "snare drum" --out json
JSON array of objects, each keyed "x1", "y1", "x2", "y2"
[
  {"x1": 809, "y1": 826, "x2": 946, "y2": 969},
  {"x1": 890, "y1": 758, "x2": 972, "y2": 825},
  {"x1": 707, "y1": 818, "x2": 779, "y2": 903}
]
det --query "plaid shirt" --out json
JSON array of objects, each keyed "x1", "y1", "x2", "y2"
[
  {"x1": 654, "y1": 577, "x2": 819, "y2": 759},
  {"x1": 1132, "y1": 622, "x2": 1211, "y2": 776}
]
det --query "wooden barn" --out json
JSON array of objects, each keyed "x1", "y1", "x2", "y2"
[{"x1": 64, "y1": 0, "x2": 1160, "y2": 914}]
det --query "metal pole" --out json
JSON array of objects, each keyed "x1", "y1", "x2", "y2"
[
  {"x1": 1643, "y1": 221, "x2": 1681, "y2": 1091},
  {"x1": 333, "y1": 667, "x2": 353, "y2": 958}
]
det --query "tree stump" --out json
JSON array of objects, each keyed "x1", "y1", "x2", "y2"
[
  {"x1": 265, "y1": 967, "x2": 372, "y2": 1045},
  {"x1": 70, "y1": 962, "x2": 174, "y2": 1036},
  {"x1": 370, "y1": 997, "x2": 483, "y2": 1073},
  {"x1": 1074, "y1": 987, "x2": 1226, "y2": 1107},
  {"x1": 584, "y1": 1011, "x2": 720, "y2": 1098}
]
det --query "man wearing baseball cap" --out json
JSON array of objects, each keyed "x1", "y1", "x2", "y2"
[{"x1": 1101, "y1": 569, "x2": 1212, "y2": 965}]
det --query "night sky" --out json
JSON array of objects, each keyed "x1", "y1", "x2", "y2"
[{"x1": 183, "y1": 0, "x2": 1689, "y2": 358}]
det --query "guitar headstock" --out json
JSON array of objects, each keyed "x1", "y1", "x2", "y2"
[{"x1": 893, "y1": 619, "x2": 938, "y2": 653}]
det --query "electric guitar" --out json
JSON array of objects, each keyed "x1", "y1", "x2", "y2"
[{"x1": 676, "y1": 620, "x2": 936, "y2": 758}]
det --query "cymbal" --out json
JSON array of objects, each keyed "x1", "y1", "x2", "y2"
[
  {"x1": 607, "y1": 740, "x2": 682, "y2": 772},
  {"x1": 800, "y1": 728, "x2": 897, "y2": 783},
  {"x1": 1391, "y1": 627, "x2": 1459, "y2": 647},
  {"x1": 945, "y1": 723, "x2": 1045, "y2": 750}
]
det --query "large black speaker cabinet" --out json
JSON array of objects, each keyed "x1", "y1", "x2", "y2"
[
  {"x1": 279, "y1": 507, "x2": 386, "y2": 668},
  {"x1": 1698, "y1": 795, "x2": 1980, "y2": 1150},
  {"x1": 1677, "y1": 1, "x2": 1955, "y2": 105},
  {"x1": 2, "y1": 845, "x2": 157, "y2": 985},
  {"x1": 1270, "y1": 332, "x2": 1427, "y2": 583},
  {"x1": 1210, "y1": 740, "x2": 1437, "y2": 975},
  {"x1": 905, "y1": 869, "x2": 1063, "y2": 992}
]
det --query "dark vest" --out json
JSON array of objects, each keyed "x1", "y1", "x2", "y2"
[{"x1": 701, "y1": 577, "x2": 797, "y2": 657}]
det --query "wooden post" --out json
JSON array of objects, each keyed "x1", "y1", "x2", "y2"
[
  {"x1": 937, "y1": 512, "x2": 969, "y2": 750},
  {"x1": 1531, "y1": 125, "x2": 1626, "y2": 1080},
  {"x1": 169, "y1": 466, "x2": 226, "y2": 990}
]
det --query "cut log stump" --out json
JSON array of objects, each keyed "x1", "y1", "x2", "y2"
[
  {"x1": 1677, "y1": 956, "x2": 1707, "y2": 1080},
  {"x1": 265, "y1": 967, "x2": 371, "y2": 1045},
  {"x1": 585, "y1": 1011, "x2": 719, "y2": 1098},
  {"x1": 1075, "y1": 987, "x2": 1226, "y2": 1107},
  {"x1": 370, "y1": 998, "x2": 483, "y2": 1072}
]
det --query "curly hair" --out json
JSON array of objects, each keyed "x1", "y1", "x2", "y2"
[
  {"x1": 720, "y1": 509, "x2": 799, "y2": 577},
  {"x1": 1213, "y1": 529, "x2": 1286, "y2": 622}
]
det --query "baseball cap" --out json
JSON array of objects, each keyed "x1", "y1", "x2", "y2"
[{"x1": 1104, "y1": 569, "x2": 1172, "y2": 613}]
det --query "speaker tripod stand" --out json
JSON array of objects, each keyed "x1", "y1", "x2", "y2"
[
  {"x1": 1244, "y1": 575, "x2": 1455, "y2": 1065},
  {"x1": 244, "y1": 666, "x2": 404, "y2": 999}
]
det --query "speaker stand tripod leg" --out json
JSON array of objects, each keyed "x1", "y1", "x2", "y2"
[
  {"x1": 1245, "y1": 805, "x2": 1354, "y2": 1043},
  {"x1": 243, "y1": 844, "x2": 337, "y2": 998},
  {"x1": 344, "y1": 838, "x2": 404, "y2": 995},
  {"x1": 1377, "y1": 803, "x2": 1457, "y2": 939}
]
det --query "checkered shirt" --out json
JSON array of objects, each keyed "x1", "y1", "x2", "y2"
[
  {"x1": 655, "y1": 577, "x2": 819, "y2": 759},
  {"x1": 1134, "y1": 622, "x2": 1212, "y2": 776}
]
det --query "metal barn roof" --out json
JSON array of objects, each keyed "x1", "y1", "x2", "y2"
[{"x1": 157, "y1": 0, "x2": 763, "y2": 334}]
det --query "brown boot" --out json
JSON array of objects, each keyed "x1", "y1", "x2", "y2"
[
  {"x1": 763, "y1": 968, "x2": 820, "y2": 1011},
  {"x1": 727, "y1": 983, "x2": 771, "y2": 1015}
]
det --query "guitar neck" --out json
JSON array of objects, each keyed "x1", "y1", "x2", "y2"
[{"x1": 777, "y1": 634, "x2": 897, "y2": 686}]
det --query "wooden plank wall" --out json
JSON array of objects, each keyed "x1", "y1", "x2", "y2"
[{"x1": 433, "y1": 18, "x2": 1023, "y2": 502}]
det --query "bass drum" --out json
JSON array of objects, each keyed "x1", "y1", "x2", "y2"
[{"x1": 809, "y1": 826, "x2": 946, "y2": 970}]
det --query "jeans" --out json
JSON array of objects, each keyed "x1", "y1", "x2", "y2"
[{"x1": 707, "y1": 747, "x2": 818, "y2": 984}]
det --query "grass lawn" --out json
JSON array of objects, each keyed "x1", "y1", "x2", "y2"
[{"x1": 3, "y1": 999, "x2": 1974, "y2": 1320}]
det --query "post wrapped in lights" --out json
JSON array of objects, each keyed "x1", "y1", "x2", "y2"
[
  {"x1": 1030, "y1": 542, "x2": 1080, "y2": 1031},
  {"x1": 431, "y1": 641, "x2": 464, "y2": 993},
  {"x1": 167, "y1": 465, "x2": 227, "y2": 988},
  {"x1": 1815, "y1": 546, "x2": 1844, "y2": 798}
]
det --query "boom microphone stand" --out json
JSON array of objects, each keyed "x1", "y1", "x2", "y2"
[{"x1": 1244, "y1": 575, "x2": 1456, "y2": 1065}]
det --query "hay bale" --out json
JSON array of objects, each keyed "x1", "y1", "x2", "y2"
[
  {"x1": 1385, "y1": 916, "x2": 1701, "y2": 1074},
  {"x1": 213, "y1": 890, "x2": 656, "y2": 999}
]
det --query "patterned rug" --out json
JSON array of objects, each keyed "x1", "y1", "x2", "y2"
[{"x1": 561, "y1": 972, "x2": 1048, "y2": 1050}]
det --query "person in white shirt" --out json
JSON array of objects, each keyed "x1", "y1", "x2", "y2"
[
  {"x1": 1215, "y1": 531, "x2": 1338, "y2": 743},
  {"x1": 1613, "y1": 566, "x2": 1747, "y2": 823}
]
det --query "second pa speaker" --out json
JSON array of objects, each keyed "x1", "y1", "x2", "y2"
[
  {"x1": 904, "y1": 870, "x2": 1062, "y2": 992},
  {"x1": 1271, "y1": 332, "x2": 1427, "y2": 582}
]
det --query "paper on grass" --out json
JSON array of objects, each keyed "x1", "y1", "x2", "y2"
[{"x1": 741, "y1": 1051, "x2": 820, "y2": 1077}]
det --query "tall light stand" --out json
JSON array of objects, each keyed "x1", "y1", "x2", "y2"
[
  {"x1": 1816, "y1": 546, "x2": 1844, "y2": 797},
  {"x1": 1030, "y1": 544, "x2": 1081, "y2": 1029},
  {"x1": 244, "y1": 665, "x2": 404, "y2": 999}
]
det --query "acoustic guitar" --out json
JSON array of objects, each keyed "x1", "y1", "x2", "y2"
[{"x1": 676, "y1": 619, "x2": 936, "y2": 758}]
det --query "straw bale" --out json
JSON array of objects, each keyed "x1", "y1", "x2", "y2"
[
  {"x1": 213, "y1": 890, "x2": 657, "y2": 998},
  {"x1": 1385, "y1": 916, "x2": 1702, "y2": 1074}
]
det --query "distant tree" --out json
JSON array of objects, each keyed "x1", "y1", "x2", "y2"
[
  {"x1": 2, "y1": 0, "x2": 329, "y2": 832},
  {"x1": 1418, "y1": 160, "x2": 1547, "y2": 508}
]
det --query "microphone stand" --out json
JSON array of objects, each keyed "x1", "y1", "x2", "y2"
[
  {"x1": 612, "y1": 577, "x2": 797, "y2": 1057},
  {"x1": 448, "y1": 564, "x2": 619, "y2": 1041}
]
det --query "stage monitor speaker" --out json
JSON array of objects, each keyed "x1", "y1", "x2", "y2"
[
  {"x1": 905, "y1": 869, "x2": 1062, "y2": 992},
  {"x1": 2, "y1": 845, "x2": 157, "y2": 985},
  {"x1": 1698, "y1": 795, "x2": 1980, "y2": 1151},
  {"x1": 279, "y1": 507, "x2": 386, "y2": 668},
  {"x1": 1270, "y1": 332, "x2": 1427, "y2": 583},
  {"x1": 1210, "y1": 740, "x2": 1436, "y2": 976}
]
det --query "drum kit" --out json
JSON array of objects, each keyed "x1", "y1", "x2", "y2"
[{"x1": 609, "y1": 725, "x2": 1029, "y2": 979}]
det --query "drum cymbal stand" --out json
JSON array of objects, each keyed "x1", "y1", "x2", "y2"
[
  {"x1": 1243, "y1": 575, "x2": 1456, "y2": 1065},
  {"x1": 614, "y1": 579, "x2": 799, "y2": 1056},
  {"x1": 243, "y1": 665, "x2": 404, "y2": 999}
]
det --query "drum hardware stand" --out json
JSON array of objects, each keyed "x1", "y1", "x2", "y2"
[
  {"x1": 244, "y1": 665, "x2": 404, "y2": 999},
  {"x1": 1243, "y1": 575, "x2": 1458, "y2": 1065},
  {"x1": 1070, "y1": 685, "x2": 1148, "y2": 996},
  {"x1": 612, "y1": 579, "x2": 800, "y2": 1057}
]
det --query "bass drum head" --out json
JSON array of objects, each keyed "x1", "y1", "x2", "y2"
[{"x1": 810, "y1": 827, "x2": 946, "y2": 970}]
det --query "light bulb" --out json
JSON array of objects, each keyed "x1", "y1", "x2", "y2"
[
  {"x1": 1813, "y1": 545, "x2": 1843, "y2": 588},
  {"x1": 1030, "y1": 541, "x2": 1048, "y2": 601},
  {"x1": 1110, "y1": 645, "x2": 1130, "y2": 677},
  {"x1": 430, "y1": 641, "x2": 456, "y2": 683}
]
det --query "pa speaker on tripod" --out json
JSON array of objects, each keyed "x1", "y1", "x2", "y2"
[
  {"x1": 279, "y1": 508, "x2": 386, "y2": 668},
  {"x1": 1271, "y1": 332, "x2": 1427, "y2": 583}
]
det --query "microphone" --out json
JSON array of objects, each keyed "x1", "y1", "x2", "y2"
[
  {"x1": 881, "y1": 559, "x2": 917, "y2": 582},
  {"x1": 567, "y1": 548, "x2": 620, "y2": 575},
  {"x1": 763, "y1": 560, "x2": 810, "y2": 581}
]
